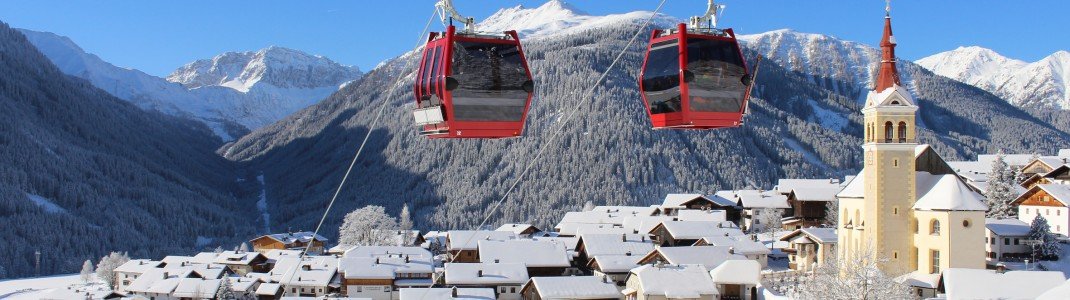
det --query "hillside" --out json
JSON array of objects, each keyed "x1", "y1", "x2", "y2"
[
  {"x1": 221, "y1": 2, "x2": 1070, "y2": 238},
  {"x1": 0, "y1": 22, "x2": 256, "y2": 278}
]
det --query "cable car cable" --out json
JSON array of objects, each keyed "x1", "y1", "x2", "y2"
[{"x1": 277, "y1": 7, "x2": 440, "y2": 291}]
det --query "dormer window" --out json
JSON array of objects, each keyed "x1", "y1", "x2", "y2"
[{"x1": 891, "y1": 100, "x2": 900, "y2": 105}]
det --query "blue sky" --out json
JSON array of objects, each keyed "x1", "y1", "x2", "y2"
[{"x1": 1, "y1": 0, "x2": 1066, "y2": 77}]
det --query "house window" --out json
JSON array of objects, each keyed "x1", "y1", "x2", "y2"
[
  {"x1": 931, "y1": 250, "x2": 941, "y2": 274},
  {"x1": 914, "y1": 219, "x2": 919, "y2": 233},
  {"x1": 893, "y1": 252, "x2": 898, "y2": 259},
  {"x1": 500, "y1": 287, "x2": 506, "y2": 293},
  {"x1": 1014, "y1": 238, "x2": 1020, "y2": 245},
  {"x1": 384, "y1": 286, "x2": 390, "y2": 292},
  {"x1": 894, "y1": 159, "x2": 899, "y2": 167},
  {"x1": 1026, "y1": 208, "x2": 1030, "y2": 214},
  {"x1": 990, "y1": 237, "x2": 995, "y2": 245},
  {"x1": 511, "y1": 287, "x2": 517, "y2": 293},
  {"x1": 963, "y1": 219, "x2": 971, "y2": 228},
  {"x1": 931, "y1": 220, "x2": 941, "y2": 236},
  {"x1": 893, "y1": 207, "x2": 899, "y2": 215},
  {"x1": 1004, "y1": 238, "x2": 1010, "y2": 245}
]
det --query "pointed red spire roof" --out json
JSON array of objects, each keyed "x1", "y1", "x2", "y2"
[{"x1": 874, "y1": 12, "x2": 901, "y2": 92}]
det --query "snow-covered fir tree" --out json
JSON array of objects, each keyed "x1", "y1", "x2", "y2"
[
  {"x1": 756, "y1": 208, "x2": 783, "y2": 241},
  {"x1": 79, "y1": 259, "x2": 94, "y2": 283},
  {"x1": 400, "y1": 203, "x2": 413, "y2": 232},
  {"x1": 216, "y1": 277, "x2": 237, "y2": 300},
  {"x1": 791, "y1": 245, "x2": 913, "y2": 300},
  {"x1": 1029, "y1": 215, "x2": 1061, "y2": 260},
  {"x1": 825, "y1": 200, "x2": 839, "y2": 227},
  {"x1": 985, "y1": 151, "x2": 1018, "y2": 218},
  {"x1": 95, "y1": 252, "x2": 129, "y2": 289},
  {"x1": 239, "y1": 242, "x2": 250, "y2": 252},
  {"x1": 583, "y1": 201, "x2": 596, "y2": 212},
  {"x1": 338, "y1": 205, "x2": 399, "y2": 246}
]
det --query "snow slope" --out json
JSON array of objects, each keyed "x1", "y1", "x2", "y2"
[
  {"x1": 17, "y1": 29, "x2": 363, "y2": 137},
  {"x1": 478, "y1": 0, "x2": 676, "y2": 39},
  {"x1": 918, "y1": 46, "x2": 1070, "y2": 110}
]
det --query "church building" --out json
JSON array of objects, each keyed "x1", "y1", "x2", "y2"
[{"x1": 835, "y1": 5, "x2": 988, "y2": 297}]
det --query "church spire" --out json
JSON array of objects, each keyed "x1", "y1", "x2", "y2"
[{"x1": 874, "y1": 1, "x2": 900, "y2": 92}]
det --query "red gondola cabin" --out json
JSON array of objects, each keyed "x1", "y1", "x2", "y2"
[
  {"x1": 412, "y1": 25, "x2": 535, "y2": 138},
  {"x1": 639, "y1": 23, "x2": 752, "y2": 129}
]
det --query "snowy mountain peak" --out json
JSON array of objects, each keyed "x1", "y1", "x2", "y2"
[
  {"x1": 167, "y1": 46, "x2": 361, "y2": 92},
  {"x1": 478, "y1": 0, "x2": 673, "y2": 39},
  {"x1": 918, "y1": 46, "x2": 1068, "y2": 109}
]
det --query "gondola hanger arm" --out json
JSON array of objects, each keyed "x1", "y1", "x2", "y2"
[
  {"x1": 435, "y1": 0, "x2": 476, "y2": 33},
  {"x1": 689, "y1": 0, "x2": 726, "y2": 30}
]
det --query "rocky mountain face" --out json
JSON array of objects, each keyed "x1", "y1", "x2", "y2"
[
  {"x1": 221, "y1": 1, "x2": 1070, "y2": 239},
  {"x1": 0, "y1": 22, "x2": 257, "y2": 278},
  {"x1": 918, "y1": 46, "x2": 1070, "y2": 110},
  {"x1": 17, "y1": 30, "x2": 363, "y2": 138}
]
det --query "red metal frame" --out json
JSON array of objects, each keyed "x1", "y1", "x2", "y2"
[
  {"x1": 414, "y1": 25, "x2": 534, "y2": 139},
  {"x1": 638, "y1": 23, "x2": 752, "y2": 130}
]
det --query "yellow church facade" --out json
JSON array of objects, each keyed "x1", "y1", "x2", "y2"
[{"x1": 835, "y1": 8, "x2": 988, "y2": 291}]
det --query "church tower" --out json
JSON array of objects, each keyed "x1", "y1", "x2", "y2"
[{"x1": 842, "y1": 4, "x2": 920, "y2": 275}]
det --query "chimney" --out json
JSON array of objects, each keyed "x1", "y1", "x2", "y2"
[
  {"x1": 452, "y1": 287, "x2": 458, "y2": 297},
  {"x1": 375, "y1": 258, "x2": 380, "y2": 264},
  {"x1": 405, "y1": 256, "x2": 410, "y2": 263},
  {"x1": 302, "y1": 265, "x2": 311, "y2": 271},
  {"x1": 728, "y1": 247, "x2": 735, "y2": 255},
  {"x1": 494, "y1": 259, "x2": 500, "y2": 264},
  {"x1": 477, "y1": 270, "x2": 483, "y2": 277},
  {"x1": 162, "y1": 271, "x2": 168, "y2": 279},
  {"x1": 622, "y1": 234, "x2": 627, "y2": 242},
  {"x1": 625, "y1": 251, "x2": 632, "y2": 256}
]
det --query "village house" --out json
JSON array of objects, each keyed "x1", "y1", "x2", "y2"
[
  {"x1": 621, "y1": 216, "x2": 678, "y2": 236},
  {"x1": 717, "y1": 190, "x2": 790, "y2": 232},
  {"x1": 250, "y1": 231, "x2": 329, "y2": 255},
  {"x1": 398, "y1": 287, "x2": 497, "y2": 300},
  {"x1": 1022, "y1": 157, "x2": 1070, "y2": 178},
  {"x1": 623, "y1": 264, "x2": 718, "y2": 300},
  {"x1": 477, "y1": 240, "x2": 574, "y2": 276},
  {"x1": 675, "y1": 209, "x2": 730, "y2": 223},
  {"x1": 113, "y1": 259, "x2": 164, "y2": 293},
  {"x1": 338, "y1": 255, "x2": 433, "y2": 300},
  {"x1": 708, "y1": 260, "x2": 761, "y2": 300},
  {"x1": 1014, "y1": 183, "x2": 1070, "y2": 236},
  {"x1": 520, "y1": 276, "x2": 621, "y2": 300},
  {"x1": 530, "y1": 236, "x2": 580, "y2": 263},
  {"x1": 443, "y1": 263, "x2": 529, "y2": 300},
  {"x1": 575, "y1": 233, "x2": 655, "y2": 266},
  {"x1": 228, "y1": 277, "x2": 262, "y2": 299},
  {"x1": 212, "y1": 250, "x2": 269, "y2": 276},
  {"x1": 779, "y1": 227, "x2": 836, "y2": 272},
  {"x1": 636, "y1": 246, "x2": 747, "y2": 271},
  {"x1": 125, "y1": 265, "x2": 229, "y2": 300},
  {"x1": 659, "y1": 194, "x2": 740, "y2": 223},
  {"x1": 775, "y1": 178, "x2": 842, "y2": 229},
  {"x1": 272, "y1": 256, "x2": 340, "y2": 297},
  {"x1": 587, "y1": 254, "x2": 645, "y2": 286},
  {"x1": 693, "y1": 236, "x2": 770, "y2": 269},
  {"x1": 647, "y1": 221, "x2": 744, "y2": 247},
  {"x1": 446, "y1": 231, "x2": 518, "y2": 263},
  {"x1": 255, "y1": 282, "x2": 283, "y2": 299},
  {"x1": 984, "y1": 218, "x2": 1032, "y2": 261},
  {"x1": 1041, "y1": 164, "x2": 1070, "y2": 185}
]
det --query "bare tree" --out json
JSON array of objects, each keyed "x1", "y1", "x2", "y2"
[
  {"x1": 95, "y1": 252, "x2": 129, "y2": 289},
  {"x1": 79, "y1": 259, "x2": 94, "y2": 284},
  {"x1": 339, "y1": 205, "x2": 399, "y2": 246},
  {"x1": 756, "y1": 208, "x2": 784, "y2": 246},
  {"x1": 791, "y1": 246, "x2": 913, "y2": 300}
]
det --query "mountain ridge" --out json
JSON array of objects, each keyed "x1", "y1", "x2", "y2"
[{"x1": 918, "y1": 46, "x2": 1069, "y2": 110}]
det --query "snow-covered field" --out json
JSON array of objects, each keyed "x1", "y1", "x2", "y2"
[{"x1": 0, "y1": 274, "x2": 107, "y2": 300}]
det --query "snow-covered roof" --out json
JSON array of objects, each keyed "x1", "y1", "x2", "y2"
[
  {"x1": 791, "y1": 186, "x2": 842, "y2": 202},
  {"x1": 941, "y1": 268, "x2": 1066, "y2": 300},
  {"x1": 446, "y1": 231, "x2": 517, "y2": 250},
  {"x1": 588, "y1": 254, "x2": 644, "y2": 273},
  {"x1": 477, "y1": 240, "x2": 570, "y2": 267},
  {"x1": 622, "y1": 216, "x2": 677, "y2": 234},
  {"x1": 272, "y1": 256, "x2": 339, "y2": 286},
  {"x1": 675, "y1": 210, "x2": 727, "y2": 222},
  {"x1": 775, "y1": 179, "x2": 841, "y2": 194},
  {"x1": 571, "y1": 224, "x2": 630, "y2": 236},
  {"x1": 523, "y1": 276, "x2": 620, "y2": 299},
  {"x1": 734, "y1": 190, "x2": 790, "y2": 209},
  {"x1": 257, "y1": 231, "x2": 328, "y2": 245},
  {"x1": 343, "y1": 246, "x2": 433, "y2": 260},
  {"x1": 654, "y1": 221, "x2": 744, "y2": 239},
  {"x1": 1037, "y1": 157, "x2": 1067, "y2": 169},
  {"x1": 780, "y1": 227, "x2": 837, "y2": 244},
  {"x1": 837, "y1": 171, "x2": 865, "y2": 198},
  {"x1": 641, "y1": 246, "x2": 747, "y2": 271},
  {"x1": 708, "y1": 260, "x2": 761, "y2": 285},
  {"x1": 591, "y1": 205, "x2": 661, "y2": 216},
  {"x1": 443, "y1": 263, "x2": 529, "y2": 285},
  {"x1": 697, "y1": 236, "x2": 771, "y2": 255},
  {"x1": 1037, "y1": 279, "x2": 1070, "y2": 300},
  {"x1": 898, "y1": 271, "x2": 941, "y2": 289},
  {"x1": 264, "y1": 249, "x2": 303, "y2": 261},
  {"x1": 661, "y1": 194, "x2": 713, "y2": 207},
  {"x1": 172, "y1": 278, "x2": 221, "y2": 298},
  {"x1": 115, "y1": 259, "x2": 163, "y2": 274},
  {"x1": 913, "y1": 172, "x2": 988, "y2": 211},
  {"x1": 213, "y1": 250, "x2": 264, "y2": 265},
  {"x1": 255, "y1": 282, "x2": 281, "y2": 296},
  {"x1": 338, "y1": 255, "x2": 433, "y2": 280},
  {"x1": 229, "y1": 277, "x2": 260, "y2": 292},
  {"x1": 985, "y1": 218, "x2": 1031, "y2": 237},
  {"x1": 630, "y1": 264, "x2": 718, "y2": 297},
  {"x1": 495, "y1": 223, "x2": 541, "y2": 235},
  {"x1": 530, "y1": 236, "x2": 580, "y2": 251},
  {"x1": 579, "y1": 234, "x2": 655, "y2": 257},
  {"x1": 398, "y1": 288, "x2": 496, "y2": 300}
]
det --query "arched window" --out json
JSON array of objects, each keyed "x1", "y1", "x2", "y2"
[
  {"x1": 898, "y1": 121, "x2": 907, "y2": 142},
  {"x1": 930, "y1": 220, "x2": 941, "y2": 236},
  {"x1": 866, "y1": 124, "x2": 871, "y2": 142},
  {"x1": 884, "y1": 122, "x2": 894, "y2": 142}
]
